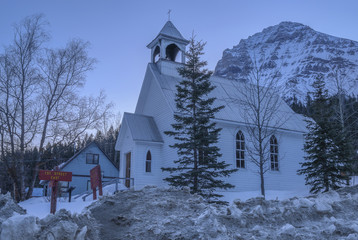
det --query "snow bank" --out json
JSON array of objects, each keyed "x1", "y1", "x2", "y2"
[
  {"x1": 87, "y1": 185, "x2": 358, "y2": 240},
  {"x1": 0, "y1": 193, "x2": 26, "y2": 232},
  {"x1": 88, "y1": 186, "x2": 228, "y2": 240},
  {"x1": 3, "y1": 185, "x2": 358, "y2": 239},
  {"x1": 0, "y1": 192, "x2": 99, "y2": 240},
  {"x1": 0, "y1": 209, "x2": 99, "y2": 240}
]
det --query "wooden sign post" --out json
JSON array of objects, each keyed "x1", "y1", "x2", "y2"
[
  {"x1": 90, "y1": 165, "x2": 103, "y2": 200},
  {"x1": 39, "y1": 169, "x2": 72, "y2": 214}
]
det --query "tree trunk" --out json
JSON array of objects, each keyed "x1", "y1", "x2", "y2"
[{"x1": 260, "y1": 154, "x2": 265, "y2": 198}]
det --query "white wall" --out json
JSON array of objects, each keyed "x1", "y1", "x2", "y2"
[{"x1": 217, "y1": 123, "x2": 307, "y2": 192}]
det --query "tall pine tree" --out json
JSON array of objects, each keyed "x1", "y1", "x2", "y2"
[
  {"x1": 162, "y1": 37, "x2": 237, "y2": 202},
  {"x1": 298, "y1": 76, "x2": 350, "y2": 193}
]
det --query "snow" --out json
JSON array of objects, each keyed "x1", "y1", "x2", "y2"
[
  {"x1": 219, "y1": 189, "x2": 309, "y2": 202},
  {"x1": 3, "y1": 185, "x2": 358, "y2": 239},
  {"x1": 0, "y1": 215, "x2": 39, "y2": 240},
  {"x1": 19, "y1": 183, "x2": 125, "y2": 218},
  {"x1": 19, "y1": 196, "x2": 95, "y2": 219}
]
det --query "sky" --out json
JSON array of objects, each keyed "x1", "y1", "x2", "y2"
[{"x1": 1, "y1": 0, "x2": 358, "y2": 116}]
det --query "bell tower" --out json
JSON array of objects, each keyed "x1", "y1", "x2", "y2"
[{"x1": 147, "y1": 21, "x2": 189, "y2": 64}]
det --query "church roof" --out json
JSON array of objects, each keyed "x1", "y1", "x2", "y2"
[
  {"x1": 148, "y1": 63, "x2": 307, "y2": 133},
  {"x1": 158, "y1": 21, "x2": 186, "y2": 40},
  {"x1": 147, "y1": 21, "x2": 189, "y2": 48},
  {"x1": 123, "y1": 113, "x2": 163, "y2": 142}
]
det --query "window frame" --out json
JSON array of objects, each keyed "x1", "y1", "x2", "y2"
[
  {"x1": 235, "y1": 131, "x2": 245, "y2": 169},
  {"x1": 86, "y1": 153, "x2": 99, "y2": 165},
  {"x1": 270, "y1": 135, "x2": 279, "y2": 171}
]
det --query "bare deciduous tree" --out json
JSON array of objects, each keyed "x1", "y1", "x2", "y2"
[
  {"x1": 0, "y1": 15, "x2": 112, "y2": 201},
  {"x1": 228, "y1": 56, "x2": 292, "y2": 197}
]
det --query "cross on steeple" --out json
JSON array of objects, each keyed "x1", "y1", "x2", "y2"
[{"x1": 168, "y1": 9, "x2": 171, "y2": 21}]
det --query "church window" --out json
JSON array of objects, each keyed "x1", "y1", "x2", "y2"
[
  {"x1": 236, "y1": 131, "x2": 245, "y2": 168},
  {"x1": 270, "y1": 135, "x2": 279, "y2": 171},
  {"x1": 146, "y1": 151, "x2": 152, "y2": 172}
]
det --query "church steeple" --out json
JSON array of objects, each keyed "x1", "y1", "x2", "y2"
[{"x1": 147, "y1": 21, "x2": 189, "y2": 64}]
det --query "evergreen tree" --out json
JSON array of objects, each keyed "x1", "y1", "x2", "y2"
[
  {"x1": 298, "y1": 76, "x2": 350, "y2": 193},
  {"x1": 162, "y1": 37, "x2": 237, "y2": 202}
]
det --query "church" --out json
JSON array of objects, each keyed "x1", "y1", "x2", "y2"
[{"x1": 115, "y1": 21, "x2": 307, "y2": 193}]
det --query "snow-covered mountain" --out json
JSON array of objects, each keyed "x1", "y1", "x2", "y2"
[{"x1": 215, "y1": 21, "x2": 358, "y2": 102}]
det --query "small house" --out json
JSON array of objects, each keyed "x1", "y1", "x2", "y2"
[{"x1": 51, "y1": 142, "x2": 119, "y2": 196}]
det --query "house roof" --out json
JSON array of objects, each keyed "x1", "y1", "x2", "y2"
[
  {"x1": 148, "y1": 63, "x2": 307, "y2": 133},
  {"x1": 147, "y1": 21, "x2": 189, "y2": 48},
  {"x1": 58, "y1": 141, "x2": 117, "y2": 170},
  {"x1": 123, "y1": 112, "x2": 163, "y2": 143}
]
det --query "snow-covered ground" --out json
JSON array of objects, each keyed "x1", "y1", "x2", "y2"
[
  {"x1": 220, "y1": 189, "x2": 309, "y2": 203},
  {"x1": 18, "y1": 196, "x2": 95, "y2": 219},
  {"x1": 19, "y1": 183, "x2": 126, "y2": 218},
  {"x1": 2, "y1": 185, "x2": 358, "y2": 239},
  {"x1": 18, "y1": 186, "x2": 309, "y2": 219}
]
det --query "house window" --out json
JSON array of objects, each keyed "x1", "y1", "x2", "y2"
[
  {"x1": 86, "y1": 153, "x2": 99, "y2": 164},
  {"x1": 146, "y1": 151, "x2": 152, "y2": 172},
  {"x1": 270, "y1": 135, "x2": 279, "y2": 171},
  {"x1": 236, "y1": 131, "x2": 245, "y2": 168}
]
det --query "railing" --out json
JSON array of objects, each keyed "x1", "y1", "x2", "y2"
[{"x1": 73, "y1": 177, "x2": 135, "y2": 201}]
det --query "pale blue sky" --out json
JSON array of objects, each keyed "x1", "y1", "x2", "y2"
[{"x1": 1, "y1": 0, "x2": 358, "y2": 114}]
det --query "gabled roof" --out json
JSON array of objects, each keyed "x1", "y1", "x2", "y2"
[
  {"x1": 58, "y1": 141, "x2": 117, "y2": 170},
  {"x1": 148, "y1": 63, "x2": 307, "y2": 133},
  {"x1": 147, "y1": 21, "x2": 189, "y2": 48},
  {"x1": 122, "y1": 112, "x2": 163, "y2": 143}
]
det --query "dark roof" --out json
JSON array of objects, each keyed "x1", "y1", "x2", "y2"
[{"x1": 123, "y1": 113, "x2": 163, "y2": 143}]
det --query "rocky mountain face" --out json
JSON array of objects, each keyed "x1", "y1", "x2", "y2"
[{"x1": 215, "y1": 22, "x2": 358, "y2": 102}]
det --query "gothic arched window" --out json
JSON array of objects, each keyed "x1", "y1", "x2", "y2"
[
  {"x1": 236, "y1": 131, "x2": 245, "y2": 168},
  {"x1": 146, "y1": 151, "x2": 152, "y2": 172},
  {"x1": 270, "y1": 135, "x2": 279, "y2": 171}
]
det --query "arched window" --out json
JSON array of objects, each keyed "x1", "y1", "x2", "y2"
[
  {"x1": 270, "y1": 135, "x2": 279, "y2": 171},
  {"x1": 236, "y1": 131, "x2": 245, "y2": 168},
  {"x1": 146, "y1": 151, "x2": 152, "y2": 172}
]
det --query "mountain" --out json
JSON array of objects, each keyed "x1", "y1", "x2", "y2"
[{"x1": 214, "y1": 21, "x2": 358, "y2": 102}]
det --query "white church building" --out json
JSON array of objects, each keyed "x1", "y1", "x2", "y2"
[{"x1": 115, "y1": 21, "x2": 307, "y2": 192}]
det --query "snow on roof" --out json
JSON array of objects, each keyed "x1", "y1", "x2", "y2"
[
  {"x1": 149, "y1": 63, "x2": 307, "y2": 133},
  {"x1": 123, "y1": 113, "x2": 163, "y2": 142}
]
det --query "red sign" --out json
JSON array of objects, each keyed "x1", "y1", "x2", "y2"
[
  {"x1": 38, "y1": 168, "x2": 73, "y2": 214},
  {"x1": 90, "y1": 165, "x2": 103, "y2": 200},
  {"x1": 39, "y1": 170, "x2": 72, "y2": 182}
]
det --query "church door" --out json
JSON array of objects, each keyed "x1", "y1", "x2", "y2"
[{"x1": 125, "y1": 152, "x2": 131, "y2": 188}]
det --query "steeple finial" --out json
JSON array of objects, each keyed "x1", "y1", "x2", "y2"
[{"x1": 167, "y1": 9, "x2": 171, "y2": 21}]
